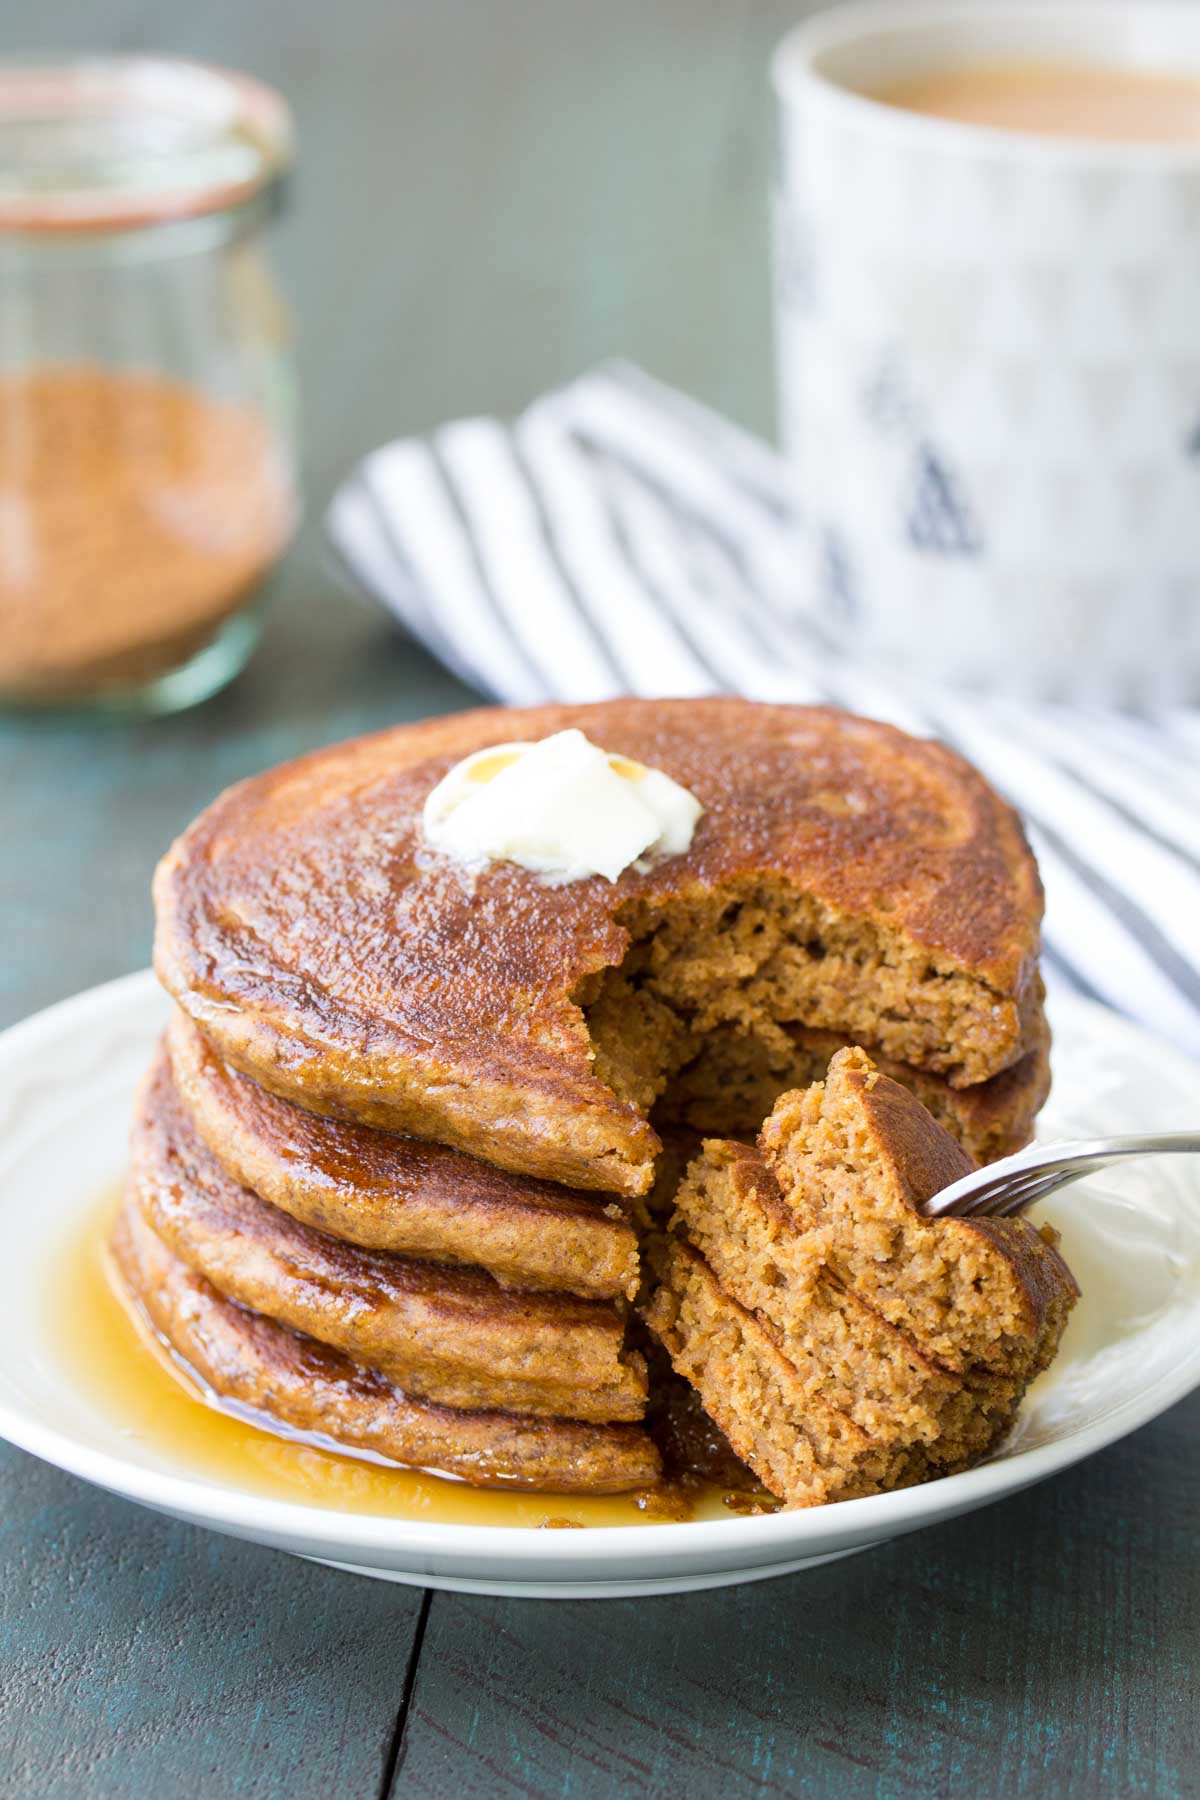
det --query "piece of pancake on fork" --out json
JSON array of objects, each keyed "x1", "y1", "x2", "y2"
[{"x1": 643, "y1": 1049, "x2": 1078, "y2": 1508}]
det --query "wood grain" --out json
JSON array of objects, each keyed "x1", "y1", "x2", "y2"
[
  {"x1": 391, "y1": 1394, "x2": 1200, "y2": 1799},
  {"x1": 0, "y1": 1446, "x2": 423, "y2": 1799},
  {"x1": 2, "y1": 0, "x2": 1197, "y2": 1795}
]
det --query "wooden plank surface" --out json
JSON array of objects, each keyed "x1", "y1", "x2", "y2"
[
  {"x1": 2, "y1": 1, "x2": 1198, "y2": 1796},
  {"x1": 0, "y1": 1453, "x2": 426, "y2": 1799},
  {"x1": 390, "y1": 1398, "x2": 1200, "y2": 1798}
]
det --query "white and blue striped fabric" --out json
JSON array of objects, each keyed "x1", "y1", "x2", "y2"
[{"x1": 327, "y1": 361, "x2": 1200, "y2": 1061}]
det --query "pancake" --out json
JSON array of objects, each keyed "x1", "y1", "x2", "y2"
[
  {"x1": 166, "y1": 1011, "x2": 639, "y2": 1301},
  {"x1": 667, "y1": 1138, "x2": 1023, "y2": 1457},
  {"x1": 642, "y1": 1051, "x2": 1077, "y2": 1508},
  {"x1": 759, "y1": 1048, "x2": 1078, "y2": 1379},
  {"x1": 638, "y1": 1332, "x2": 765, "y2": 1495},
  {"x1": 110, "y1": 1201, "x2": 662, "y2": 1494},
  {"x1": 153, "y1": 699, "x2": 1045, "y2": 1198},
  {"x1": 133, "y1": 1045, "x2": 647, "y2": 1423},
  {"x1": 643, "y1": 1239, "x2": 938, "y2": 1507},
  {"x1": 660, "y1": 1006, "x2": 1051, "y2": 1166}
]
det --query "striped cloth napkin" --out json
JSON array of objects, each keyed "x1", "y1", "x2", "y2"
[{"x1": 326, "y1": 361, "x2": 1200, "y2": 1061}]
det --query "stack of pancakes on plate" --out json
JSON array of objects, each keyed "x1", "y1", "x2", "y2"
[{"x1": 114, "y1": 698, "x2": 1072, "y2": 1503}]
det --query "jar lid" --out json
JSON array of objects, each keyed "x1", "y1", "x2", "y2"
[{"x1": 0, "y1": 56, "x2": 293, "y2": 233}]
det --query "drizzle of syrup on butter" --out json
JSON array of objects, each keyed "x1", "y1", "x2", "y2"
[{"x1": 58, "y1": 1191, "x2": 738, "y2": 1530}]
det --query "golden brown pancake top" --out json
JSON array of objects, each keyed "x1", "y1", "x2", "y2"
[{"x1": 154, "y1": 699, "x2": 1043, "y2": 1193}]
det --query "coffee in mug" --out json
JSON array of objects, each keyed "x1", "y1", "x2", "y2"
[
  {"x1": 773, "y1": 4, "x2": 1200, "y2": 703},
  {"x1": 875, "y1": 60, "x2": 1200, "y2": 143}
]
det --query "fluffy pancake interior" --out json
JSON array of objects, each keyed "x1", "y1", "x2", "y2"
[
  {"x1": 669, "y1": 1140, "x2": 1018, "y2": 1464},
  {"x1": 759, "y1": 1047, "x2": 1079, "y2": 1377},
  {"x1": 656, "y1": 1015, "x2": 1049, "y2": 1167},
  {"x1": 578, "y1": 879, "x2": 1029, "y2": 1153},
  {"x1": 642, "y1": 1239, "x2": 929, "y2": 1507},
  {"x1": 640, "y1": 1048, "x2": 1078, "y2": 1507}
]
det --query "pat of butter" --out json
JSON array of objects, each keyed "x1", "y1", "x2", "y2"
[{"x1": 422, "y1": 729, "x2": 703, "y2": 883}]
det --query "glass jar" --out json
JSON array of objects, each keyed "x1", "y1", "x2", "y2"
[{"x1": 0, "y1": 58, "x2": 299, "y2": 715}]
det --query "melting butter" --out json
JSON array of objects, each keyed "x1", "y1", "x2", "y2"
[{"x1": 421, "y1": 728, "x2": 703, "y2": 883}]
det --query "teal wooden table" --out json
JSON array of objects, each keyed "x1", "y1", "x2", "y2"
[{"x1": 2, "y1": 4, "x2": 1197, "y2": 1794}]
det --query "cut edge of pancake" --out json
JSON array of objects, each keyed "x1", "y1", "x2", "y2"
[
  {"x1": 638, "y1": 1045, "x2": 1077, "y2": 1508},
  {"x1": 759, "y1": 1047, "x2": 1079, "y2": 1379},
  {"x1": 642, "y1": 1238, "x2": 939, "y2": 1508}
]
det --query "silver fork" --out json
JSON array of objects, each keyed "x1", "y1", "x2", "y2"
[{"x1": 923, "y1": 1132, "x2": 1200, "y2": 1219}]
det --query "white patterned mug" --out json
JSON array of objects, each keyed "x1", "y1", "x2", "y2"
[{"x1": 772, "y1": 2, "x2": 1200, "y2": 704}]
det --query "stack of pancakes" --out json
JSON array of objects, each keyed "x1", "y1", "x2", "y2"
[
  {"x1": 115, "y1": 698, "x2": 1067, "y2": 1502},
  {"x1": 118, "y1": 1020, "x2": 659, "y2": 1494}
]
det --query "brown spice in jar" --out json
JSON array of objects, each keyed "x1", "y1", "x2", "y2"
[{"x1": 0, "y1": 365, "x2": 295, "y2": 700}]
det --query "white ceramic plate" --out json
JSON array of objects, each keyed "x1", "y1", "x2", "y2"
[{"x1": 1, "y1": 971, "x2": 1198, "y2": 1599}]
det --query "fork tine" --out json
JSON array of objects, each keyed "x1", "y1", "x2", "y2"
[
  {"x1": 990, "y1": 1164, "x2": 1109, "y2": 1217},
  {"x1": 926, "y1": 1131, "x2": 1200, "y2": 1222},
  {"x1": 961, "y1": 1165, "x2": 1075, "y2": 1218},
  {"x1": 992, "y1": 1175, "x2": 1066, "y2": 1217},
  {"x1": 964, "y1": 1166, "x2": 1057, "y2": 1224},
  {"x1": 925, "y1": 1173, "x2": 1015, "y2": 1218},
  {"x1": 951, "y1": 1171, "x2": 1049, "y2": 1218}
]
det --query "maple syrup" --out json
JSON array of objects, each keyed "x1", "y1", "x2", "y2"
[{"x1": 58, "y1": 1191, "x2": 735, "y2": 1530}]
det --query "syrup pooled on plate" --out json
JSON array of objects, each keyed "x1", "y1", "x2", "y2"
[{"x1": 57, "y1": 1192, "x2": 749, "y2": 1530}]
